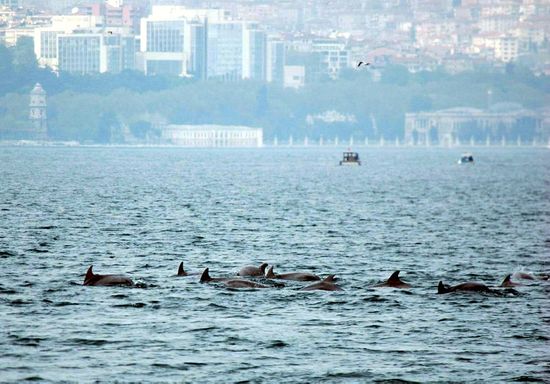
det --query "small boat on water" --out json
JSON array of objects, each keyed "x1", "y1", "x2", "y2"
[
  {"x1": 458, "y1": 153, "x2": 474, "y2": 164},
  {"x1": 340, "y1": 151, "x2": 361, "y2": 166}
]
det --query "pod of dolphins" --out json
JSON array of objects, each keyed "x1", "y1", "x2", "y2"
[{"x1": 83, "y1": 263, "x2": 548, "y2": 293}]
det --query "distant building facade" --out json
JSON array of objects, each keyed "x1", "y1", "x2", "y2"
[
  {"x1": 58, "y1": 33, "x2": 103, "y2": 73},
  {"x1": 404, "y1": 104, "x2": 547, "y2": 145},
  {"x1": 34, "y1": 15, "x2": 135, "y2": 73},
  {"x1": 162, "y1": 124, "x2": 263, "y2": 147},
  {"x1": 0, "y1": 0, "x2": 20, "y2": 8},
  {"x1": 57, "y1": 32, "x2": 135, "y2": 74}
]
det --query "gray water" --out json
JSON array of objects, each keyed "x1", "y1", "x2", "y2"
[{"x1": 0, "y1": 147, "x2": 549, "y2": 383}]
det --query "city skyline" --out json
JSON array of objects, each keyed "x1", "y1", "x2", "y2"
[{"x1": 0, "y1": 0, "x2": 548, "y2": 144}]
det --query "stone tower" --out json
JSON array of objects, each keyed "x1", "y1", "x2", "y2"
[{"x1": 29, "y1": 83, "x2": 48, "y2": 139}]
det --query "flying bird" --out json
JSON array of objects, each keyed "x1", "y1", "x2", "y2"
[{"x1": 357, "y1": 61, "x2": 370, "y2": 67}]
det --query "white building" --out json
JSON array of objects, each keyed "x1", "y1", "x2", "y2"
[
  {"x1": 162, "y1": 125, "x2": 263, "y2": 147},
  {"x1": 34, "y1": 15, "x2": 106, "y2": 70},
  {"x1": 139, "y1": 17, "x2": 187, "y2": 76},
  {"x1": 139, "y1": 6, "x2": 227, "y2": 77},
  {"x1": 139, "y1": 6, "x2": 269, "y2": 80},
  {"x1": 284, "y1": 65, "x2": 305, "y2": 89}
]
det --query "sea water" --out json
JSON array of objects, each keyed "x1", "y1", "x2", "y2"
[{"x1": 0, "y1": 147, "x2": 548, "y2": 382}]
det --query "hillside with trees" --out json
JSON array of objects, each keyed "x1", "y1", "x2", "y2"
[{"x1": 1, "y1": 38, "x2": 548, "y2": 143}]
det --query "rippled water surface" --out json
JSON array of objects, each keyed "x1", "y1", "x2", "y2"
[{"x1": 1, "y1": 147, "x2": 549, "y2": 383}]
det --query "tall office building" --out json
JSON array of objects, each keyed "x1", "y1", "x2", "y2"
[
  {"x1": 57, "y1": 32, "x2": 136, "y2": 74},
  {"x1": 104, "y1": 34, "x2": 137, "y2": 72},
  {"x1": 34, "y1": 15, "x2": 104, "y2": 70},
  {"x1": 243, "y1": 26, "x2": 266, "y2": 81},
  {"x1": 140, "y1": 18, "x2": 186, "y2": 75},
  {"x1": 184, "y1": 21, "x2": 207, "y2": 79},
  {"x1": 58, "y1": 33, "x2": 103, "y2": 74},
  {"x1": 34, "y1": 29, "x2": 60, "y2": 69},
  {"x1": 266, "y1": 38, "x2": 285, "y2": 83},
  {"x1": 138, "y1": 6, "x2": 224, "y2": 77},
  {"x1": 206, "y1": 21, "x2": 244, "y2": 80}
]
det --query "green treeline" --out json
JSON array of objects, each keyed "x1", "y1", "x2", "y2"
[{"x1": 1, "y1": 37, "x2": 549, "y2": 142}]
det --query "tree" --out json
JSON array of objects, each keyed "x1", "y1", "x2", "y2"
[
  {"x1": 11, "y1": 36, "x2": 37, "y2": 73},
  {"x1": 129, "y1": 120, "x2": 152, "y2": 139},
  {"x1": 255, "y1": 85, "x2": 269, "y2": 117},
  {"x1": 381, "y1": 65, "x2": 410, "y2": 86},
  {"x1": 408, "y1": 94, "x2": 433, "y2": 112},
  {"x1": 97, "y1": 111, "x2": 120, "y2": 143}
]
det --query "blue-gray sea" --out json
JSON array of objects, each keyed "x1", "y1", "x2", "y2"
[{"x1": 0, "y1": 147, "x2": 549, "y2": 383}]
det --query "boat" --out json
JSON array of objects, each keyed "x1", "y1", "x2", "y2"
[
  {"x1": 340, "y1": 151, "x2": 361, "y2": 166},
  {"x1": 458, "y1": 153, "x2": 474, "y2": 164}
]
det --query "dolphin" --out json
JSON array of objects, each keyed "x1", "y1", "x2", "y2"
[
  {"x1": 200, "y1": 268, "x2": 234, "y2": 283},
  {"x1": 500, "y1": 274, "x2": 522, "y2": 287},
  {"x1": 83, "y1": 265, "x2": 133, "y2": 287},
  {"x1": 437, "y1": 281, "x2": 490, "y2": 294},
  {"x1": 223, "y1": 279, "x2": 271, "y2": 289},
  {"x1": 265, "y1": 266, "x2": 320, "y2": 281},
  {"x1": 237, "y1": 263, "x2": 268, "y2": 277},
  {"x1": 374, "y1": 271, "x2": 411, "y2": 288},
  {"x1": 513, "y1": 272, "x2": 549, "y2": 281},
  {"x1": 177, "y1": 262, "x2": 188, "y2": 277},
  {"x1": 514, "y1": 272, "x2": 535, "y2": 280},
  {"x1": 301, "y1": 275, "x2": 342, "y2": 291}
]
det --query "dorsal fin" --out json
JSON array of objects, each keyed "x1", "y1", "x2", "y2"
[
  {"x1": 323, "y1": 275, "x2": 336, "y2": 283},
  {"x1": 501, "y1": 274, "x2": 512, "y2": 286},
  {"x1": 177, "y1": 262, "x2": 186, "y2": 276},
  {"x1": 200, "y1": 268, "x2": 211, "y2": 283},
  {"x1": 266, "y1": 266, "x2": 275, "y2": 278},
  {"x1": 259, "y1": 263, "x2": 268, "y2": 274},
  {"x1": 388, "y1": 270, "x2": 401, "y2": 284},
  {"x1": 84, "y1": 265, "x2": 94, "y2": 283},
  {"x1": 437, "y1": 281, "x2": 446, "y2": 294}
]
